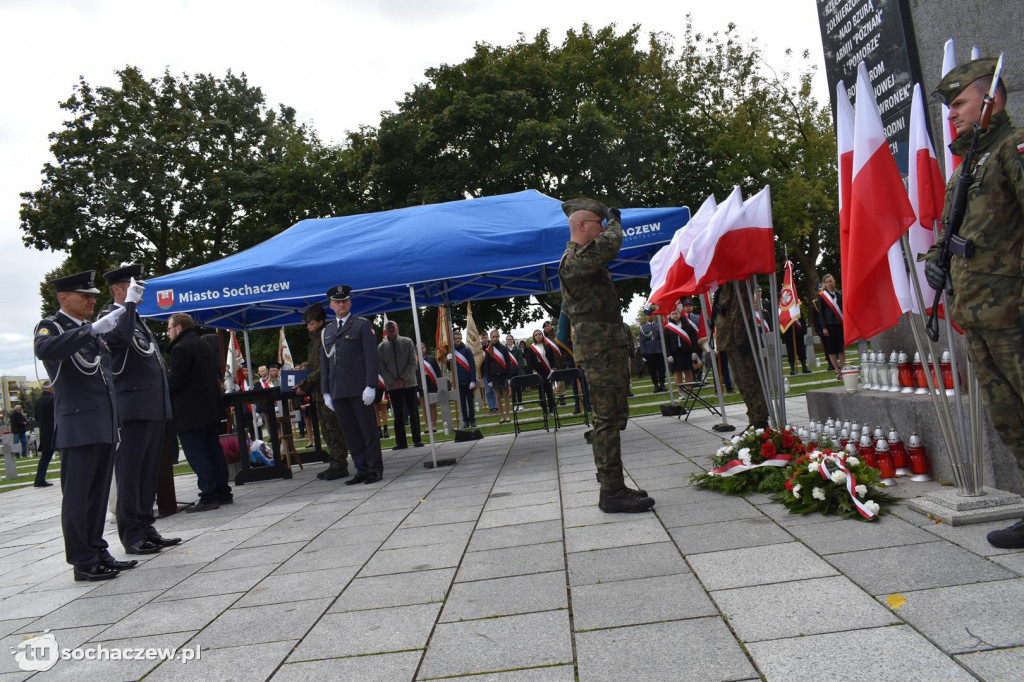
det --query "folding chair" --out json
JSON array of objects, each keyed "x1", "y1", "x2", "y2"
[
  {"x1": 509, "y1": 374, "x2": 550, "y2": 435},
  {"x1": 549, "y1": 368, "x2": 591, "y2": 430},
  {"x1": 676, "y1": 361, "x2": 720, "y2": 421}
]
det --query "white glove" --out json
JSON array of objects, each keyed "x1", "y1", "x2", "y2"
[
  {"x1": 361, "y1": 386, "x2": 375, "y2": 406},
  {"x1": 469, "y1": 381, "x2": 476, "y2": 390},
  {"x1": 667, "y1": 355, "x2": 674, "y2": 363},
  {"x1": 447, "y1": 353, "x2": 452, "y2": 360},
  {"x1": 90, "y1": 306, "x2": 125, "y2": 335},
  {"x1": 323, "y1": 393, "x2": 334, "y2": 411},
  {"x1": 125, "y1": 277, "x2": 144, "y2": 304}
]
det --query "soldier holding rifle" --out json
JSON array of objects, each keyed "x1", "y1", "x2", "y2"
[{"x1": 923, "y1": 57, "x2": 1024, "y2": 549}]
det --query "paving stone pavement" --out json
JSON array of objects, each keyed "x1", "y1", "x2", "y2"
[{"x1": 1, "y1": 397, "x2": 1022, "y2": 681}]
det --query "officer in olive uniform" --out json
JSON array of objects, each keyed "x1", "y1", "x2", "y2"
[
  {"x1": 295, "y1": 303, "x2": 350, "y2": 480},
  {"x1": 712, "y1": 283, "x2": 769, "y2": 430},
  {"x1": 320, "y1": 285, "x2": 383, "y2": 485},
  {"x1": 923, "y1": 58, "x2": 1024, "y2": 549},
  {"x1": 34, "y1": 271, "x2": 129, "y2": 581},
  {"x1": 559, "y1": 198, "x2": 654, "y2": 513},
  {"x1": 101, "y1": 264, "x2": 180, "y2": 554}
]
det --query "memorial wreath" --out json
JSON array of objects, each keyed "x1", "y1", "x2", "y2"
[
  {"x1": 690, "y1": 427, "x2": 807, "y2": 496},
  {"x1": 775, "y1": 449, "x2": 899, "y2": 521}
]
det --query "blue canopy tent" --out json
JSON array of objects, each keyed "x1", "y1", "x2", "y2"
[{"x1": 138, "y1": 190, "x2": 690, "y2": 328}]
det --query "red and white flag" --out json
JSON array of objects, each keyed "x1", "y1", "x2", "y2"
[
  {"x1": 836, "y1": 79, "x2": 855, "y2": 288},
  {"x1": 686, "y1": 188, "x2": 744, "y2": 289},
  {"x1": 647, "y1": 194, "x2": 717, "y2": 311},
  {"x1": 906, "y1": 83, "x2": 947, "y2": 314},
  {"x1": 278, "y1": 327, "x2": 295, "y2": 369},
  {"x1": 941, "y1": 39, "x2": 962, "y2": 180},
  {"x1": 227, "y1": 331, "x2": 249, "y2": 391},
  {"x1": 690, "y1": 185, "x2": 775, "y2": 290},
  {"x1": 844, "y1": 61, "x2": 917, "y2": 345},
  {"x1": 778, "y1": 260, "x2": 801, "y2": 333}
]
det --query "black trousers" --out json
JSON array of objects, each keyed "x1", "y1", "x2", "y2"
[
  {"x1": 643, "y1": 353, "x2": 666, "y2": 389},
  {"x1": 389, "y1": 386, "x2": 421, "y2": 447},
  {"x1": 115, "y1": 420, "x2": 164, "y2": 548},
  {"x1": 335, "y1": 396, "x2": 383, "y2": 476},
  {"x1": 156, "y1": 422, "x2": 179, "y2": 516},
  {"x1": 458, "y1": 383, "x2": 476, "y2": 426},
  {"x1": 60, "y1": 443, "x2": 115, "y2": 569},
  {"x1": 178, "y1": 425, "x2": 231, "y2": 506},
  {"x1": 35, "y1": 449, "x2": 55, "y2": 485}
]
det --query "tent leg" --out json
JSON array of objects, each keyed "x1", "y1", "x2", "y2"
[{"x1": 409, "y1": 286, "x2": 455, "y2": 469}]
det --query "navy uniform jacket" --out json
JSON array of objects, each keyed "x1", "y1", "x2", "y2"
[
  {"x1": 33, "y1": 311, "x2": 119, "y2": 449},
  {"x1": 321, "y1": 315, "x2": 379, "y2": 399},
  {"x1": 638, "y1": 320, "x2": 662, "y2": 355},
  {"x1": 100, "y1": 303, "x2": 172, "y2": 422}
]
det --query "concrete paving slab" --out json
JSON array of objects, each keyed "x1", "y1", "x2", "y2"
[
  {"x1": 477, "y1": 502, "x2": 562, "y2": 529},
  {"x1": 572, "y1": 572, "x2": 717, "y2": 630},
  {"x1": 484, "y1": 489, "x2": 561, "y2": 510},
  {"x1": 289, "y1": 602, "x2": 441, "y2": 661},
  {"x1": 192, "y1": 597, "x2": 331, "y2": 650},
  {"x1": 1, "y1": 625, "x2": 105, "y2": 675},
  {"x1": 440, "y1": 571, "x2": 567, "y2": 622},
  {"x1": 883, "y1": 580, "x2": 1024, "y2": 654},
  {"x1": 154, "y1": 563, "x2": 276, "y2": 602},
  {"x1": 274, "y1": 540, "x2": 379, "y2": 574},
  {"x1": 989, "y1": 551, "x2": 1024, "y2": 576},
  {"x1": 575, "y1": 617, "x2": 756, "y2": 682},
  {"x1": 196, "y1": 541, "x2": 306, "y2": 573},
  {"x1": 418, "y1": 610, "x2": 572, "y2": 679},
  {"x1": 911, "y1": 514, "x2": 1024, "y2": 556},
  {"x1": 95, "y1": 592, "x2": 237, "y2": 640},
  {"x1": 431, "y1": 665, "x2": 576, "y2": 681},
  {"x1": 667, "y1": 516, "x2": 793, "y2": 554},
  {"x1": 455, "y1": 541, "x2": 564, "y2": 582},
  {"x1": 747, "y1": 625, "x2": 977, "y2": 681},
  {"x1": 399, "y1": 504, "x2": 482, "y2": 528},
  {"x1": 19, "y1": 590, "x2": 163, "y2": 631},
  {"x1": 712, "y1": 575, "x2": 901, "y2": 642},
  {"x1": 0, "y1": 586, "x2": 101, "y2": 620},
  {"x1": 466, "y1": 520, "x2": 563, "y2": 553},
  {"x1": 564, "y1": 517, "x2": 668, "y2": 553},
  {"x1": 689, "y1": 542, "x2": 838, "y2": 591},
  {"x1": 566, "y1": 542, "x2": 689, "y2": 587},
  {"x1": 329, "y1": 567, "x2": 455, "y2": 612},
  {"x1": 825, "y1": 541, "x2": 1016, "y2": 595},
  {"x1": 235, "y1": 565, "x2": 359, "y2": 608},
  {"x1": 29, "y1": 631, "x2": 192, "y2": 682},
  {"x1": 360, "y1": 541, "x2": 467, "y2": 576},
  {"x1": 955, "y1": 646, "x2": 1024, "y2": 681},
  {"x1": 272, "y1": 650, "x2": 422, "y2": 682},
  {"x1": 655, "y1": 497, "x2": 764, "y2": 528},
  {"x1": 382, "y1": 521, "x2": 475, "y2": 550},
  {"x1": 786, "y1": 514, "x2": 938, "y2": 554},
  {"x1": 144, "y1": 639, "x2": 294, "y2": 681}
]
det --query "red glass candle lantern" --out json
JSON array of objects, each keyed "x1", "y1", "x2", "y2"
[
  {"x1": 898, "y1": 351, "x2": 913, "y2": 393},
  {"x1": 908, "y1": 433, "x2": 932, "y2": 482},
  {"x1": 874, "y1": 438, "x2": 897, "y2": 483},
  {"x1": 859, "y1": 434, "x2": 878, "y2": 469},
  {"x1": 913, "y1": 352, "x2": 929, "y2": 394},
  {"x1": 888, "y1": 428, "x2": 911, "y2": 476}
]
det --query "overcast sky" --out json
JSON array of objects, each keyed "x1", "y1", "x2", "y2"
[{"x1": 0, "y1": 0, "x2": 826, "y2": 378}]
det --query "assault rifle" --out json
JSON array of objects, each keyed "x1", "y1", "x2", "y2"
[{"x1": 926, "y1": 54, "x2": 1004, "y2": 342}]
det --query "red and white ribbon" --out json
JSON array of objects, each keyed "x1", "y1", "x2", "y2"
[
  {"x1": 817, "y1": 456, "x2": 875, "y2": 519},
  {"x1": 710, "y1": 454, "x2": 793, "y2": 477}
]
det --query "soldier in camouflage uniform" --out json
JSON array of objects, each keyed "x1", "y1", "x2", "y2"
[
  {"x1": 923, "y1": 58, "x2": 1024, "y2": 549},
  {"x1": 295, "y1": 304, "x2": 350, "y2": 481},
  {"x1": 712, "y1": 283, "x2": 769, "y2": 430},
  {"x1": 559, "y1": 198, "x2": 654, "y2": 513}
]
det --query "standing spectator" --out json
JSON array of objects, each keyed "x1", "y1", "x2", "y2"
[
  {"x1": 419, "y1": 342, "x2": 442, "y2": 432},
  {"x1": 450, "y1": 330, "x2": 477, "y2": 428},
  {"x1": 814, "y1": 274, "x2": 844, "y2": 379},
  {"x1": 101, "y1": 265, "x2": 179, "y2": 552},
  {"x1": 506, "y1": 334, "x2": 524, "y2": 410},
  {"x1": 542, "y1": 319, "x2": 566, "y2": 404},
  {"x1": 482, "y1": 329, "x2": 513, "y2": 424},
  {"x1": 781, "y1": 317, "x2": 811, "y2": 375},
  {"x1": 10, "y1": 405, "x2": 28, "y2": 458},
  {"x1": 664, "y1": 308, "x2": 698, "y2": 385},
  {"x1": 296, "y1": 305, "x2": 350, "y2": 481},
  {"x1": 639, "y1": 308, "x2": 667, "y2": 393},
  {"x1": 378, "y1": 320, "x2": 423, "y2": 450},
  {"x1": 167, "y1": 313, "x2": 232, "y2": 512},
  {"x1": 321, "y1": 285, "x2": 384, "y2": 485},
  {"x1": 526, "y1": 329, "x2": 557, "y2": 414},
  {"x1": 33, "y1": 387, "x2": 55, "y2": 487},
  {"x1": 34, "y1": 270, "x2": 128, "y2": 581}
]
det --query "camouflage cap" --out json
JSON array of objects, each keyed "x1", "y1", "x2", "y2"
[
  {"x1": 933, "y1": 57, "x2": 999, "y2": 105},
  {"x1": 561, "y1": 197, "x2": 609, "y2": 220}
]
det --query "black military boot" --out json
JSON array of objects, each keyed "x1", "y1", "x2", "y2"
[
  {"x1": 987, "y1": 518, "x2": 1024, "y2": 549},
  {"x1": 599, "y1": 487, "x2": 655, "y2": 513}
]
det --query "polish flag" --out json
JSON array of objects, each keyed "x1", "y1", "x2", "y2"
[
  {"x1": 777, "y1": 260, "x2": 801, "y2": 333},
  {"x1": 906, "y1": 83, "x2": 946, "y2": 314},
  {"x1": 689, "y1": 185, "x2": 774, "y2": 291},
  {"x1": 647, "y1": 194, "x2": 717, "y2": 311},
  {"x1": 836, "y1": 80, "x2": 854, "y2": 296},
  {"x1": 941, "y1": 39, "x2": 961, "y2": 180},
  {"x1": 844, "y1": 61, "x2": 917, "y2": 345}
]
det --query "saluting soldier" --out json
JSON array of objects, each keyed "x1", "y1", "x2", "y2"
[
  {"x1": 320, "y1": 285, "x2": 383, "y2": 485},
  {"x1": 559, "y1": 198, "x2": 654, "y2": 513},
  {"x1": 100, "y1": 264, "x2": 180, "y2": 555},
  {"x1": 34, "y1": 270, "x2": 129, "y2": 581}
]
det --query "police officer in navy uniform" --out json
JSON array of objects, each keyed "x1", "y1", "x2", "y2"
[
  {"x1": 320, "y1": 285, "x2": 383, "y2": 484},
  {"x1": 100, "y1": 264, "x2": 180, "y2": 554},
  {"x1": 34, "y1": 270, "x2": 130, "y2": 581}
]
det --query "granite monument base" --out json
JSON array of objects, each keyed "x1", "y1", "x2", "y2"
[{"x1": 906, "y1": 486, "x2": 1024, "y2": 526}]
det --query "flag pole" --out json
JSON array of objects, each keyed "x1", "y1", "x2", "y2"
[
  {"x1": 703, "y1": 292, "x2": 733, "y2": 432},
  {"x1": 766, "y1": 270, "x2": 787, "y2": 427},
  {"x1": 734, "y1": 280, "x2": 778, "y2": 429},
  {"x1": 409, "y1": 286, "x2": 453, "y2": 468},
  {"x1": 656, "y1": 314, "x2": 679, "y2": 414},
  {"x1": 741, "y1": 278, "x2": 779, "y2": 429}
]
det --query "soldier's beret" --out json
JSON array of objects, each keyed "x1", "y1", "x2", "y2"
[
  {"x1": 327, "y1": 284, "x2": 352, "y2": 301},
  {"x1": 561, "y1": 198, "x2": 610, "y2": 220},
  {"x1": 50, "y1": 270, "x2": 101, "y2": 294},
  {"x1": 933, "y1": 57, "x2": 999, "y2": 105},
  {"x1": 103, "y1": 263, "x2": 144, "y2": 285},
  {"x1": 302, "y1": 304, "x2": 327, "y2": 323}
]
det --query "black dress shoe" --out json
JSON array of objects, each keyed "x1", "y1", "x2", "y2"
[
  {"x1": 102, "y1": 558, "x2": 138, "y2": 570},
  {"x1": 74, "y1": 563, "x2": 120, "y2": 581},
  {"x1": 391, "y1": 444, "x2": 408, "y2": 451},
  {"x1": 322, "y1": 469, "x2": 349, "y2": 481},
  {"x1": 184, "y1": 501, "x2": 220, "y2": 514},
  {"x1": 148, "y1": 533, "x2": 182, "y2": 547},
  {"x1": 362, "y1": 472, "x2": 382, "y2": 485},
  {"x1": 345, "y1": 475, "x2": 368, "y2": 486},
  {"x1": 126, "y1": 539, "x2": 163, "y2": 554},
  {"x1": 413, "y1": 442, "x2": 425, "y2": 448},
  {"x1": 33, "y1": 481, "x2": 54, "y2": 487},
  {"x1": 219, "y1": 496, "x2": 234, "y2": 505}
]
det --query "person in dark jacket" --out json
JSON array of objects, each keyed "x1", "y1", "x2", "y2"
[
  {"x1": 33, "y1": 387, "x2": 55, "y2": 486},
  {"x1": 10, "y1": 405, "x2": 29, "y2": 457},
  {"x1": 167, "y1": 313, "x2": 231, "y2": 512}
]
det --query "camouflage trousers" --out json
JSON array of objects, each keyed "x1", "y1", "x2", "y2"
[
  {"x1": 965, "y1": 326, "x2": 1024, "y2": 474},
  {"x1": 727, "y1": 340, "x2": 769, "y2": 428},
  {"x1": 583, "y1": 345, "x2": 630, "y2": 492},
  {"x1": 316, "y1": 397, "x2": 350, "y2": 474}
]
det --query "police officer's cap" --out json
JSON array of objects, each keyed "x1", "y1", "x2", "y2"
[
  {"x1": 933, "y1": 57, "x2": 999, "y2": 105},
  {"x1": 303, "y1": 304, "x2": 327, "y2": 323},
  {"x1": 643, "y1": 304, "x2": 657, "y2": 315},
  {"x1": 103, "y1": 263, "x2": 144, "y2": 285},
  {"x1": 50, "y1": 270, "x2": 101, "y2": 294},
  {"x1": 327, "y1": 284, "x2": 352, "y2": 301},
  {"x1": 680, "y1": 297, "x2": 694, "y2": 306},
  {"x1": 561, "y1": 198, "x2": 609, "y2": 220}
]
